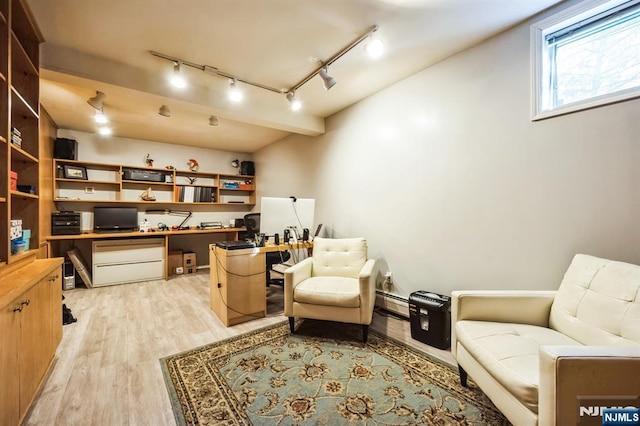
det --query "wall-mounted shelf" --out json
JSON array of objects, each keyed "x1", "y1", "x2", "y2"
[{"x1": 53, "y1": 159, "x2": 256, "y2": 207}]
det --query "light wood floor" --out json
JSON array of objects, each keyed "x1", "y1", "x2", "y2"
[{"x1": 24, "y1": 271, "x2": 455, "y2": 426}]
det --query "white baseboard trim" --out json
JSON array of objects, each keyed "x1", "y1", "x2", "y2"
[{"x1": 375, "y1": 291, "x2": 409, "y2": 319}]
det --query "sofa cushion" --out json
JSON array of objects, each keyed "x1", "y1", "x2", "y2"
[
  {"x1": 455, "y1": 320, "x2": 582, "y2": 413},
  {"x1": 550, "y1": 254, "x2": 640, "y2": 346},
  {"x1": 293, "y1": 276, "x2": 361, "y2": 308}
]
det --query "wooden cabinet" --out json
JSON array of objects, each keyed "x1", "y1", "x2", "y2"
[
  {"x1": 0, "y1": 258, "x2": 62, "y2": 425},
  {"x1": 53, "y1": 159, "x2": 256, "y2": 206},
  {"x1": 209, "y1": 244, "x2": 266, "y2": 326},
  {"x1": 1, "y1": 0, "x2": 43, "y2": 267}
]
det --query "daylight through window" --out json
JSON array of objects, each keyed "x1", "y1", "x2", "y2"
[{"x1": 531, "y1": 0, "x2": 640, "y2": 119}]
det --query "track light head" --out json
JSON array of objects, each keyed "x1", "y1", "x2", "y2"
[
  {"x1": 159, "y1": 105, "x2": 171, "y2": 117},
  {"x1": 318, "y1": 67, "x2": 336, "y2": 91},
  {"x1": 228, "y1": 79, "x2": 243, "y2": 102},
  {"x1": 365, "y1": 37, "x2": 384, "y2": 58},
  {"x1": 94, "y1": 110, "x2": 108, "y2": 124},
  {"x1": 286, "y1": 91, "x2": 302, "y2": 111},
  {"x1": 209, "y1": 115, "x2": 219, "y2": 126},
  {"x1": 87, "y1": 91, "x2": 106, "y2": 110},
  {"x1": 170, "y1": 62, "x2": 187, "y2": 88}
]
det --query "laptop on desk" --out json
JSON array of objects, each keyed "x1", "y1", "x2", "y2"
[{"x1": 216, "y1": 240, "x2": 256, "y2": 250}]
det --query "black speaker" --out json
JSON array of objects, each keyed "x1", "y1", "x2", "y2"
[
  {"x1": 241, "y1": 161, "x2": 255, "y2": 176},
  {"x1": 54, "y1": 138, "x2": 78, "y2": 160}
]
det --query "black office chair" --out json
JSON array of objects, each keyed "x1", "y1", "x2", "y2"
[{"x1": 244, "y1": 213, "x2": 291, "y2": 286}]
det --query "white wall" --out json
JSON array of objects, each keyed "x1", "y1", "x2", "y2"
[{"x1": 255, "y1": 3, "x2": 640, "y2": 297}]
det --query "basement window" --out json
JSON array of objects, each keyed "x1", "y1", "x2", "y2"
[{"x1": 531, "y1": 0, "x2": 640, "y2": 120}]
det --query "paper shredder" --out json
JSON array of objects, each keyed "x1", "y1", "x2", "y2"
[{"x1": 408, "y1": 291, "x2": 451, "y2": 349}]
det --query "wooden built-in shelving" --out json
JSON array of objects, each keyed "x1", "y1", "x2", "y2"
[
  {"x1": 1, "y1": 0, "x2": 43, "y2": 266},
  {"x1": 53, "y1": 159, "x2": 256, "y2": 207}
]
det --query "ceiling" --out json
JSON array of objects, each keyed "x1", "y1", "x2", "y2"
[{"x1": 26, "y1": 0, "x2": 565, "y2": 153}]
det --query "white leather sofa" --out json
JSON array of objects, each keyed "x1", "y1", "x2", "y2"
[
  {"x1": 284, "y1": 237, "x2": 376, "y2": 341},
  {"x1": 452, "y1": 254, "x2": 640, "y2": 426}
]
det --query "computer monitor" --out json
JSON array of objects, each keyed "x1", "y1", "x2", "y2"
[{"x1": 260, "y1": 197, "x2": 315, "y2": 238}]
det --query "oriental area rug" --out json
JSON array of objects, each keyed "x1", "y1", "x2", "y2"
[{"x1": 160, "y1": 320, "x2": 509, "y2": 425}]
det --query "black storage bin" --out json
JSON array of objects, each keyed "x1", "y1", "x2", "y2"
[{"x1": 408, "y1": 291, "x2": 451, "y2": 349}]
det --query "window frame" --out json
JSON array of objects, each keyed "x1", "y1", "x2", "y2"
[{"x1": 531, "y1": 0, "x2": 640, "y2": 120}]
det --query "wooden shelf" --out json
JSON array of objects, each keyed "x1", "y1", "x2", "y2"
[
  {"x1": 11, "y1": 190, "x2": 38, "y2": 200},
  {"x1": 122, "y1": 180, "x2": 173, "y2": 187},
  {"x1": 10, "y1": 143, "x2": 38, "y2": 163},
  {"x1": 56, "y1": 178, "x2": 119, "y2": 185},
  {"x1": 54, "y1": 159, "x2": 256, "y2": 207}
]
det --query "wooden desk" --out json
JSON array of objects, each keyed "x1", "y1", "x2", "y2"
[
  {"x1": 209, "y1": 242, "x2": 312, "y2": 326},
  {"x1": 48, "y1": 228, "x2": 245, "y2": 280}
]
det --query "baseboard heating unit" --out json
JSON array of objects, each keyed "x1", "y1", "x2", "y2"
[{"x1": 375, "y1": 290, "x2": 409, "y2": 319}]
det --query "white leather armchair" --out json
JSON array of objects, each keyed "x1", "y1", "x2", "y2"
[{"x1": 284, "y1": 237, "x2": 376, "y2": 342}]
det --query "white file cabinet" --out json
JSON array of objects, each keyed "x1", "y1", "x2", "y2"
[{"x1": 92, "y1": 238, "x2": 165, "y2": 286}]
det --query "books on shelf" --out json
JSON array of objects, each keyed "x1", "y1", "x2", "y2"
[
  {"x1": 11, "y1": 127, "x2": 22, "y2": 148},
  {"x1": 177, "y1": 185, "x2": 215, "y2": 203}
]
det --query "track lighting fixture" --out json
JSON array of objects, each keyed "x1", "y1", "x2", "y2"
[
  {"x1": 318, "y1": 67, "x2": 336, "y2": 91},
  {"x1": 87, "y1": 91, "x2": 106, "y2": 110},
  {"x1": 286, "y1": 91, "x2": 302, "y2": 111},
  {"x1": 150, "y1": 24, "x2": 382, "y2": 108},
  {"x1": 170, "y1": 62, "x2": 187, "y2": 88},
  {"x1": 228, "y1": 79, "x2": 243, "y2": 102},
  {"x1": 209, "y1": 115, "x2": 219, "y2": 126},
  {"x1": 158, "y1": 105, "x2": 171, "y2": 117}
]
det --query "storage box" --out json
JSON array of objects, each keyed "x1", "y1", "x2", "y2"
[
  {"x1": 11, "y1": 239, "x2": 26, "y2": 254},
  {"x1": 10, "y1": 219, "x2": 22, "y2": 240},
  {"x1": 22, "y1": 229, "x2": 31, "y2": 250},
  {"x1": 10, "y1": 171, "x2": 17, "y2": 191},
  {"x1": 183, "y1": 252, "x2": 196, "y2": 274},
  {"x1": 17, "y1": 185, "x2": 36, "y2": 194},
  {"x1": 168, "y1": 250, "x2": 184, "y2": 275}
]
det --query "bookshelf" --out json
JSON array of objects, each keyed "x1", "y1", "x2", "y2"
[
  {"x1": 53, "y1": 159, "x2": 256, "y2": 206},
  {"x1": 1, "y1": 0, "x2": 43, "y2": 266}
]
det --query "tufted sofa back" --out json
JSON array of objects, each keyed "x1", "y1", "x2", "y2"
[
  {"x1": 549, "y1": 254, "x2": 640, "y2": 346},
  {"x1": 311, "y1": 237, "x2": 368, "y2": 278}
]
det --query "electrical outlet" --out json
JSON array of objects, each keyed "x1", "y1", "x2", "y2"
[
  {"x1": 84, "y1": 187, "x2": 94, "y2": 194},
  {"x1": 383, "y1": 271, "x2": 393, "y2": 291}
]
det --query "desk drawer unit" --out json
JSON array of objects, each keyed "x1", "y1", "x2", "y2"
[{"x1": 92, "y1": 238, "x2": 165, "y2": 286}]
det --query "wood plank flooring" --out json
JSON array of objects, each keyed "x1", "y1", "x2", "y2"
[{"x1": 24, "y1": 271, "x2": 455, "y2": 425}]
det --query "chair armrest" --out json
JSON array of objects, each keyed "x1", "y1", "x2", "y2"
[
  {"x1": 284, "y1": 257, "x2": 313, "y2": 316},
  {"x1": 358, "y1": 259, "x2": 377, "y2": 324},
  {"x1": 452, "y1": 290, "x2": 556, "y2": 325},
  {"x1": 451, "y1": 290, "x2": 556, "y2": 358},
  {"x1": 539, "y1": 346, "x2": 640, "y2": 426}
]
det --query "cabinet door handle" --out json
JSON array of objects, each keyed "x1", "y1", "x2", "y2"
[
  {"x1": 48, "y1": 274, "x2": 59, "y2": 282},
  {"x1": 21, "y1": 299, "x2": 30, "y2": 306},
  {"x1": 13, "y1": 305, "x2": 23, "y2": 313}
]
